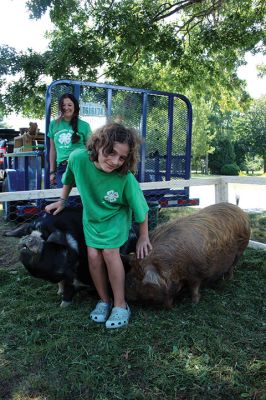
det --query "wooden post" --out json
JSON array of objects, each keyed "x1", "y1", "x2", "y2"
[{"x1": 215, "y1": 178, "x2": 228, "y2": 203}]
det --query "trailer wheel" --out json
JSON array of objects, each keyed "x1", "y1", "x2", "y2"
[{"x1": 2, "y1": 178, "x2": 17, "y2": 221}]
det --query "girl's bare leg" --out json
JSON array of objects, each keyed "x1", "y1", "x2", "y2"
[
  {"x1": 87, "y1": 247, "x2": 111, "y2": 304},
  {"x1": 102, "y1": 248, "x2": 126, "y2": 309}
]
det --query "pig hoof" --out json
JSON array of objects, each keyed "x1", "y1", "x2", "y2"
[
  {"x1": 192, "y1": 294, "x2": 200, "y2": 304},
  {"x1": 60, "y1": 300, "x2": 73, "y2": 308},
  {"x1": 57, "y1": 282, "x2": 64, "y2": 295}
]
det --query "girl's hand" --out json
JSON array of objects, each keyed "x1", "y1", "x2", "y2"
[
  {"x1": 45, "y1": 200, "x2": 66, "y2": 215},
  {"x1": 136, "y1": 235, "x2": 153, "y2": 259},
  {"x1": 49, "y1": 172, "x2": 56, "y2": 186}
]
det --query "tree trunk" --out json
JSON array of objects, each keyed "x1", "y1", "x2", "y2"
[{"x1": 205, "y1": 153, "x2": 209, "y2": 175}]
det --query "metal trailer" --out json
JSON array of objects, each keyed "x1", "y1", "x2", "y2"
[
  {"x1": 3, "y1": 151, "x2": 44, "y2": 220},
  {"x1": 2, "y1": 80, "x2": 199, "y2": 220},
  {"x1": 0, "y1": 128, "x2": 19, "y2": 191}
]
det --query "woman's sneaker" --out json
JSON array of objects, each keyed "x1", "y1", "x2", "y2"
[{"x1": 90, "y1": 300, "x2": 113, "y2": 323}]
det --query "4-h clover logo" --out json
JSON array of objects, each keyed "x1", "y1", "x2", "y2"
[
  {"x1": 58, "y1": 132, "x2": 72, "y2": 145},
  {"x1": 104, "y1": 190, "x2": 119, "y2": 203}
]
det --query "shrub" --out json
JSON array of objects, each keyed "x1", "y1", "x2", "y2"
[
  {"x1": 220, "y1": 163, "x2": 240, "y2": 175},
  {"x1": 209, "y1": 138, "x2": 236, "y2": 174}
]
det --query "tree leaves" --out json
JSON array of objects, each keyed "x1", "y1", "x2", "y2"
[{"x1": 1, "y1": 0, "x2": 265, "y2": 118}]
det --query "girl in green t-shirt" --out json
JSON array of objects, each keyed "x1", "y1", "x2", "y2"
[
  {"x1": 48, "y1": 93, "x2": 92, "y2": 187},
  {"x1": 45, "y1": 123, "x2": 152, "y2": 329}
]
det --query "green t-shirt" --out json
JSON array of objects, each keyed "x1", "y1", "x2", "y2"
[
  {"x1": 62, "y1": 148, "x2": 149, "y2": 248},
  {"x1": 48, "y1": 118, "x2": 92, "y2": 165}
]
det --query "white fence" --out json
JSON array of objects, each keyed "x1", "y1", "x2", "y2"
[
  {"x1": 0, "y1": 175, "x2": 265, "y2": 202},
  {"x1": 1, "y1": 175, "x2": 265, "y2": 249}
]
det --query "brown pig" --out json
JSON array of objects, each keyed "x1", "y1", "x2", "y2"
[{"x1": 125, "y1": 202, "x2": 250, "y2": 307}]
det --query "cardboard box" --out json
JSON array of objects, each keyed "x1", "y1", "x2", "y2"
[
  {"x1": 13, "y1": 133, "x2": 45, "y2": 152},
  {"x1": 14, "y1": 136, "x2": 23, "y2": 149}
]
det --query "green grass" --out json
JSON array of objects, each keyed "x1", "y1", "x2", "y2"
[
  {"x1": 0, "y1": 250, "x2": 265, "y2": 399},
  {"x1": 248, "y1": 213, "x2": 266, "y2": 244},
  {"x1": 0, "y1": 208, "x2": 266, "y2": 399}
]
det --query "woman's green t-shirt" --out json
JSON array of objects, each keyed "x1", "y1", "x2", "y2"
[{"x1": 48, "y1": 118, "x2": 92, "y2": 165}]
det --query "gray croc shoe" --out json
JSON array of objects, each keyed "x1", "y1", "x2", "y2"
[
  {"x1": 90, "y1": 300, "x2": 113, "y2": 323},
  {"x1": 105, "y1": 304, "x2": 131, "y2": 329}
]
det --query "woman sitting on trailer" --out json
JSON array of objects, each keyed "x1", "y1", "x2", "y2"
[{"x1": 48, "y1": 93, "x2": 92, "y2": 188}]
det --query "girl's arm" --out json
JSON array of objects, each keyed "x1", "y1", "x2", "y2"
[
  {"x1": 45, "y1": 184, "x2": 73, "y2": 215},
  {"x1": 136, "y1": 213, "x2": 152, "y2": 259},
  {"x1": 49, "y1": 139, "x2": 56, "y2": 185}
]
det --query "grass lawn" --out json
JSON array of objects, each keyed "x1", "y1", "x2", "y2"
[{"x1": 0, "y1": 208, "x2": 265, "y2": 400}]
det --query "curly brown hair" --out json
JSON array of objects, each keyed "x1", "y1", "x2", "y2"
[{"x1": 87, "y1": 123, "x2": 141, "y2": 175}]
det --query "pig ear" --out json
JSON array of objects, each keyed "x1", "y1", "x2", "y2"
[
  {"x1": 47, "y1": 230, "x2": 68, "y2": 246},
  {"x1": 142, "y1": 265, "x2": 166, "y2": 287}
]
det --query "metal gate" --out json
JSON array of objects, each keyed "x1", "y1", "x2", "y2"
[{"x1": 45, "y1": 80, "x2": 197, "y2": 207}]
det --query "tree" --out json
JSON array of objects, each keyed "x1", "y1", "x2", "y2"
[
  {"x1": 243, "y1": 96, "x2": 266, "y2": 172},
  {"x1": 0, "y1": 0, "x2": 265, "y2": 117},
  {"x1": 207, "y1": 103, "x2": 241, "y2": 174},
  {"x1": 0, "y1": 111, "x2": 8, "y2": 128},
  {"x1": 189, "y1": 94, "x2": 214, "y2": 173},
  {"x1": 228, "y1": 95, "x2": 266, "y2": 173},
  {"x1": 208, "y1": 136, "x2": 237, "y2": 174}
]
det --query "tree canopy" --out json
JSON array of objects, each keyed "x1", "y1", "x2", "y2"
[
  {"x1": 0, "y1": 0, "x2": 265, "y2": 117},
  {"x1": 237, "y1": 95, "x2": 266, "y2": 172}
]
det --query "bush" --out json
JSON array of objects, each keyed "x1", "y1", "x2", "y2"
[
  {"x1": 209, "y1": 138, "x2": 236, "y2": 174},
  {"x1": 220, "y1": 163, "x2": 240, "y2": 175}
]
